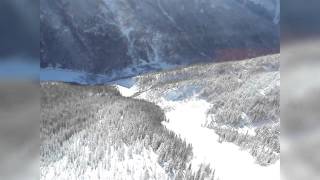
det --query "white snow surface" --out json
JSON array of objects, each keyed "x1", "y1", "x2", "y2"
[
  {"x1": 116, "y1": 85, "x2": 138, "y2": 97},
  {"x1": 117, "y1": 85, "x2": 280, "y2": 180}
]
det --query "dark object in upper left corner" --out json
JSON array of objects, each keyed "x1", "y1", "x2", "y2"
[{"x1": 0, "y1": 0, "x2": 39, "y2": 60}]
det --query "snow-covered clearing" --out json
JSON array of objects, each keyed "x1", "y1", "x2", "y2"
[
  {"x1": 117, "y1": 85, "x2": 280, "y2": 180},
  {"x1": 116, "y1": 85, "x2": 138, "y2": 97}
]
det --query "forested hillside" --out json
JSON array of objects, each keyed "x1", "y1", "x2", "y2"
[
  {"x1": 41, "y1": 54, "x2": 280, "y2": 180},
  {"x1": 40, "y1": 82, "x2": 216, "y2": 180},
  {"x1": 133, "y1": 54, "x2": 280, "y2": 166}
]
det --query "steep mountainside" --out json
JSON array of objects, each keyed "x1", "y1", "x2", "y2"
[{"x1": 41, "y1": 0, "x2": 279, "y2": 80}]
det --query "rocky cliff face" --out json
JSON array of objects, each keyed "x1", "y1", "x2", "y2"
[{"x1": 40, "y1": 0, "x2": 279, "y2": 77}]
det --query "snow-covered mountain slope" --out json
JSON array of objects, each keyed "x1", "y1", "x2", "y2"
[
  {"x1": 116, "y1": 54, "x2": 280, "y2": 180},
  {"x1": 41, "y1": 53, "x2": 279, "y2": 180},
  {"x1": 40, "y1": 0, "x2": 279, "y2": 78},
  {"x1": 41, "y1": 82, "x2": 216, "y2": 180}
]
